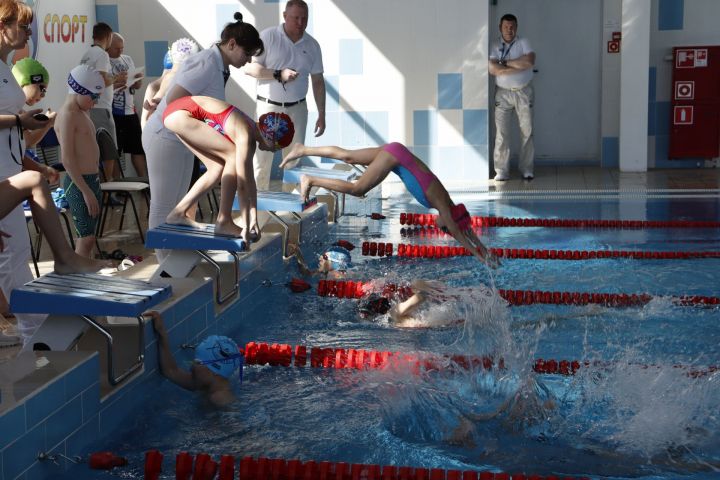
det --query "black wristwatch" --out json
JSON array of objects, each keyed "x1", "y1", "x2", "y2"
[{"x1": 273, "y1": 69, "x2": 282, "y2": 82}]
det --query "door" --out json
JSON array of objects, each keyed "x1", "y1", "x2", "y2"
[{"x1": 489, "y1": 0, "x2": 602, "y2": 164}]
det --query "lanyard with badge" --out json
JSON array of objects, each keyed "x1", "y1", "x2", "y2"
[{"x1": 499, "y1": 39, "x2": 516, "y2": 66}]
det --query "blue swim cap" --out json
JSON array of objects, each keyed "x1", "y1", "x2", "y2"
[
  {"x1": 324, "y1": 246, "x2": 352, "y2": 271},
  {"x1": 162, "y1": 50, "x2": 173, "y2": 70},
  {"x1": 194, "y1": 335, "x2": 242, "y2": 379}
]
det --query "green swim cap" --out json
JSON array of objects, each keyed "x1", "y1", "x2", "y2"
[{"x1": 12, "y1": 58, "x2": 50, "y2": 87}]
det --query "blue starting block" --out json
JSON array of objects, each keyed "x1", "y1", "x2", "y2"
[
  {"x1": 234, "y1": 191, "x2": 317, "y2": 257},
  {"x1": 10, "y1": 272, "x2": 171, "y2": 385},
  {"x1": 282, "y1": 166, "x2": 358, "y2": 221},
  {"x1": 145, "y1": 223, "x2": 246, "y2": 305}
]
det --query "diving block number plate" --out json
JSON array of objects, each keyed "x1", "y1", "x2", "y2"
[
  {"x1": 233, "y1": 191, "x2": 317, "y2": 213},
  {"x1": 10, "y1": 272, "x2": 172, "y2": 317},
  {"x1": 145, "y1": 223, "x2": 247, "y2": 251}
]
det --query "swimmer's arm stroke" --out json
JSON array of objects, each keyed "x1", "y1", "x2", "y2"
[{"x1": 147, "y1": 311, "x2": 197, "y2": 391}]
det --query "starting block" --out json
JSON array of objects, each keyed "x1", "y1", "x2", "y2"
[
  {"x1": 282, "y1": 166, "x2": 357, "y2": 221},
  {"x1": 10, "y1": 272, "x2": 171, "y2": 385},
  {"x1": 145, "y1": 223, "x2": 246, "y2": 304},
  {"x1": 234, "y1": 191, "x2": 317, "y2": 257}
]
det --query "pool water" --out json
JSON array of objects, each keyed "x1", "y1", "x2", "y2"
[{"x1": 67, "y1": 195, "x2": 720, "y2": 479}]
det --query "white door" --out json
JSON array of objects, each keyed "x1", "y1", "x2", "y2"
[{"x1": 489, "y1": 0, "x2": 602, "y2": 164}]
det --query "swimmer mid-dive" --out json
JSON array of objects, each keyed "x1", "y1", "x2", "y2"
[
  {"x1": 162, "y1": 95, "x2": 294, "y2": 243},
  {"x1": 150, "y1": 311, "x2": 242, "y2": 408},
  {"x1": 281, "y1": 143, "x2": 498, "y2": 267}
]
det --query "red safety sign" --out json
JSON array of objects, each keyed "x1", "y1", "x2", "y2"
[
  {"x1": 676, "y1": 48, "x2": 709, "y2": 68},
  {"x1": 673, "y1": 106, "x2": 694, "y2": 125},
  {"x1": 674, "y1": 81, "x2": 694, "y2": 100},
  {"x1": 607, "y1": 40, "x2": 620, "y2": 54}
]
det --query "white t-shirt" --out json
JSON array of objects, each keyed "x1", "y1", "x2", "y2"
[
  {"x1": 253, "y1": 24, "x2": 323, "y2": 103},
  {"x1": 145, "y1": 46, "x2": 227, "y2": 139},
  {"x1": 489, "y1": 36, "x2": 534, "y2": 89},
  {"x1": 0, "y1": 61, "x2": 27, "y2": 180},
  {"x1": 80, "y1": 45, "x2": 113, "y2": 110},
  {"x1": 110, "y1": 54, "x2": 136, "y2": 116}
]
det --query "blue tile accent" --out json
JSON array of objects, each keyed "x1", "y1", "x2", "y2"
[
  {"x1": 648, "y1": 102, "x2": 657, "y2": 135},
  {"x1": 413, "y1": 110, "x2": 437, "y2": 146},
  {"x1": 64, "y1": 357, "x2": 98, "y2": 402},
  {"x1": 431, "y1": 146, "x2": 464, "y2": 179},
  {"x1": 463, "y1": 145, "x2": 490, "y2": 179},
  {"x1": 655, "y1": 134, "x2": 669, "y2": 163},
  {"x1": 363, "y1": 111, "x2": 389, "y2": 145},
  {"x1": 187, "y1": 305, "x2": 209, "y2": 340},
  {"x1": 95, "y1": 5, "x2": 119, "y2": 32},
  {"x1": 463, "y1": 109, "x2": 488, "y2": 145},
  {"x1": 601, "y1": 136, "x2": 619, "y2": 168},
  {"x1": 648, "y1": 67, "x2": 656, "y2": 102},
  {"x1": 216, "y1": 4, "x2": 238, "y2": 40},
  {"x1": 46, "y1": 397, "x2": 82, "y2": 449},
  {"x1": 2, "y1": 423, "x2": 45, "y2": 480},
  {"x1": 25, "y1": 379, "x2": 64, "y2": 428},
  {"x1": 144, "y1": 41, "x2": 169, "y2": 77},
  {"x1": 0, "y1": 405, "x2": 26, "y2": 449},
  {"x1": 81, "y1": 384, "x2": 101, "y2": 422},
  {"x1": 655, "y1": 101, "x2": 671, "y2": 136},
  {"x1": 325, "y1": 75, "x2": 340, "y2": 112},
  {"x1": 438, "y1": 73, "x2": 463, "y2": 109},
  {"x1": 339, "y1": 39, "x2": 363, "y2": 75},
  {"x1": 340, "y1": 111, "x2": 366, "y2": 146},
  {"x1": 658, "y1": 0, "x2": 684, "y2": 31}
]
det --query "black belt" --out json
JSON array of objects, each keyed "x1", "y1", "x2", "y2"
[{"x1": 257, "y1": 96, "x2": 306, "y2": 107}]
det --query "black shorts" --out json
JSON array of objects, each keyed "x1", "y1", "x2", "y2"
[{"x1": 113, "y1": 113, "x2": 145, "y2": 155}]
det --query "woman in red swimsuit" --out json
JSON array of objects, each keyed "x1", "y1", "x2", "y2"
[
  {"x1": 163, "y1": 95, "x2": 294, "y2": 244},
  {"x1": 280, "y1": 143, "x2": 497, "y2": 267}
]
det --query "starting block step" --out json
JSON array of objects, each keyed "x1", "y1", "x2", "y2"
[
  {"x1": 145, "y1": 223, "x2": 247, "y2": 252},
  {"x1": 10, "y1": 272, "x2": 172, "y2": 318}
]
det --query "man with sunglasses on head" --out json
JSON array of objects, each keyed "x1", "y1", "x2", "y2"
[{"x1": 149, "y1": 311, "x2": 240, "y2": 408}]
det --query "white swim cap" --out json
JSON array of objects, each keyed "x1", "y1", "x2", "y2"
[
  {"x1": 67, "y1": 64, "x2": 104, "y2": 97},
  {"x1": 170, "y1": 37, "x2": 199, "y2": 65}
]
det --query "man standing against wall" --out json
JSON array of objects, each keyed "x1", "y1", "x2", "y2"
[
  {"x1": 488, "y1": 14, "x2": 535, "y2": 182},
  {"x1": 108, "y1": 33, "x2": 147, "y2": 178},
  {"x1": 245, "y1": 0, "x2": 326, "y2": 190},
  {"x1": 79, "y1": 22, "x2": 126, "y2": 181}
]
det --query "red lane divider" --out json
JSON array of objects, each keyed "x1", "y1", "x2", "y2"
[
  {"x1": 143, "y1": 451, "x2": 591, "y2": 480},
  {"x1": 315, "y1": 279, "x2": 720, "y2": 307},
  {"x1": 361, "y1": 241, "x2": 720, "y2": 261},
  {"x1": 399, "y1": 212, "x2": 720, "y2": 229},
  {"x1": 242, "y1": 341, "x2": 719, "y2": 379}
]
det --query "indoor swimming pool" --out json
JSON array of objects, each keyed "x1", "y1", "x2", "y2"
[{"x1": 64, "y1": 193, "x2": 720, "y2": 479}]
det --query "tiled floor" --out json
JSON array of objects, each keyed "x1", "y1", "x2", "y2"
[{"x1": 2, "y1": 165, "x2": 719, "y2": 360}]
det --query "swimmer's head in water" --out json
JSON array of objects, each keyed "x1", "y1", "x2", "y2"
[
  {"x1": 194, "y1": 335, "x2": 243, "y2": 379},
  {"x1": 12, "y1": 58, "x2": 49, "y2": 87},
  {"x1": 357, "y1": 293, "x2": 391, "y2": 318},
  {"x1": 67, "y1": 65, "x2": 104, "y2": 98},
  {"x1": 321, "y1": 245, "x2": 352, "y2": 272},
  {"x1": 258, "y1": 112, "x2": 295, "y2": 150},
  {"x1": 170, "y1": 37, "x2": 199, "y2": 65}
]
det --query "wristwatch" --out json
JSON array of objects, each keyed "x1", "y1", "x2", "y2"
[{"x1": 273, "y1": 69, "x2": 282, "y2": 82}]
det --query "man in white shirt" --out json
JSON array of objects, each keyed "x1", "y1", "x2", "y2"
[
  {"x1": 108, "y1": 33, "x2": 146, "y2": 178},
  {"x1": 245, "y1": 0, "x2": 326, "y2": 190},
  {"x1": 79, "y1": 22, "x2": 126, "y2": 181},
  {"x1": 488, "y1": 14, "x2": 535, "y2": 182}
]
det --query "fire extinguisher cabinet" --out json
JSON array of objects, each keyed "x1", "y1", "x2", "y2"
[{"x1": 669, "y1": 46, "x2": 720, "y2": 159}]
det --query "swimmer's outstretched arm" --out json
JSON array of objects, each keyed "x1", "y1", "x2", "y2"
[{"x1": 148, "y1": 311, "x2": 196, "y2": 391}]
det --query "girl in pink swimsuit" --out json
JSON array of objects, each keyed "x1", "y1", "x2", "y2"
[
  {"x1": 279, "y1": 142, "x2": 498, "y2": 267},
  {"x1": 163, "y1": 96, "x2": 294, "y2": 243}
]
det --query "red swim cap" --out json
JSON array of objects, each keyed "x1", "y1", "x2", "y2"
[
  {"x1": 258, "y1": 112, "x2": 295, "y2": 149},
  {"x1": 451, "y1": 203, "x2": 471, "y2": 230}
]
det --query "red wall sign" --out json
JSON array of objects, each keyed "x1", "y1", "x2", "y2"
[
  {"x1": 673, "y1": 106, "x2": 694, "y2": 125},
  {"x1": 675, "y1": 81, "x2": 694, "y2": 100}
]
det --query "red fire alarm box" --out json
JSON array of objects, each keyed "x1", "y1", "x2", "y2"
[{"x1": 669, "y1": 46, "x2": 720, "y2": 159}]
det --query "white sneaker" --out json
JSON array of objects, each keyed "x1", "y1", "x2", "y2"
[
  {"x1": 0, "y1": 331, "x2": 21, "y2": 348},
  {"x1": 494, "y1": 173, "x2": 509, "y2": 182}
]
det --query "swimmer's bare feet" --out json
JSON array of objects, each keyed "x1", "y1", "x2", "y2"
[
  {"x1": 214, "y1": 220, "x2": 244, "y2": 238},
  {"x1": 299, "y1": 174, "x2": 313, "y2": 202},
  {"x1": 279, "y1": 143, "x2": 305, "y2": 168},
  {"x1": 166, "y1": 210, "x2": 203, "y2": 229},
  {"x1": 54, "y1": 253, "x2": 112, "y2": 275}
]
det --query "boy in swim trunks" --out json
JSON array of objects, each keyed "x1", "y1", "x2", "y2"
[
  {"x1": 55, "y1": 65, "x2": 105, "y2": 257},
  {"x1": 149, "y1": 311, "x2": 239, "y2": 408},
  {"x1": 281, "y1": 143, "x2": 498, "y2": 267}
]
